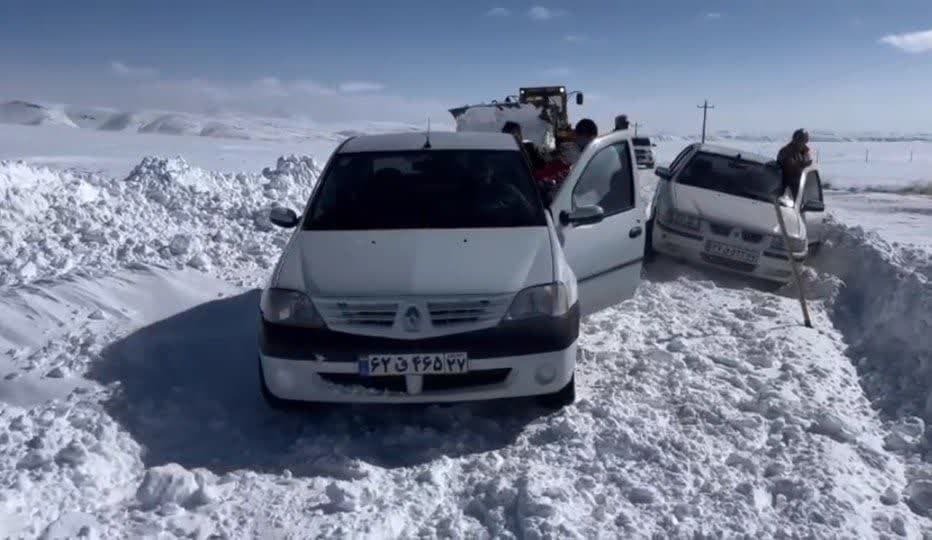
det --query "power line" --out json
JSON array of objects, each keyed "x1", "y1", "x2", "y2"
[{"x1": 697, "y1": 100, "x2": 715, "y2": 144}]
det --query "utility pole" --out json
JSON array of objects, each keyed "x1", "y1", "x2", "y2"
[
  {"x1": 633, "y1": 122, "x2": 641, "y2": 137},
  {"x1": 697, "y1": 100, "x2": 714, "y2": 143}
]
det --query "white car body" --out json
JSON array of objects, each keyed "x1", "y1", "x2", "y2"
[
  {"x1": 259, "y1": 130, "x2": 645, "y2": 406},
  {"x1": 647, "y1": 143, "x2": 827, "y2": 283}
]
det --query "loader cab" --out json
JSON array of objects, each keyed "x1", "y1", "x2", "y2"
[{"x1": 519, "y1": 86, "x2": 584, "y2": 145}]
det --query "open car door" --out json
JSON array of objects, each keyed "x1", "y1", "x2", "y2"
[
  {"x1": 549, "y1": 131, "x2": 645, "y2": 317},
  {"x1": 797, "y1": 168, "x2": 827, "y2": 246}
]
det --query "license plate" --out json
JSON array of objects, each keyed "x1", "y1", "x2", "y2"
[
  {"x1": 359, "y1": 353, "x2": 469, "y2": 376},
  {"x1": 705, "y1": 240, "x2": 759, "y2": 264}
]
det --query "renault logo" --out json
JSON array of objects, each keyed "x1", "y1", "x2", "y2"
[{"x1": 402, "y1": 306, "x2": 422, "y2": 332}]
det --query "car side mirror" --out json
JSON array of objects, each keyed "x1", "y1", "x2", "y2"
[
  {"x1": 655, "y1": 166, "x2": 673, "y2": 180},
  {"x1": 560, "y1": 205, "x2": 604, "y2": 226},
  {"x1": 801, "y1": 199, "x2": 825, "y2": 213},
  {"x1": 269, "y1": 207, "x2": 299, "y2": 228},
  {"x1": 576, "y1": 93, "x2": 584, "y2": 105}
]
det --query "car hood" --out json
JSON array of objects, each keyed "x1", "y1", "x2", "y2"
[
  {"x1": 671, "y1": 183, "x2": 804, "y2": 237},
  {"x1": 272, "y1": 228, "x2": 555, "y2": 296}
]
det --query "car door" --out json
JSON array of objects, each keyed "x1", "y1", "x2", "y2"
[
  {"x1": 550, "y1": 134, "x2": 645, "y2": 317},
  {"x1": 798, "y1": 169, "x2": 826, "y2": 245}
]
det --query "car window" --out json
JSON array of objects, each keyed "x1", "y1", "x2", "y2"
[
  {"x1": 572, "y1": 142, "x2": 635, "y2": 215},
  {"x1": 669, "y1": 144, "x2": 695, "y2": 172},
  {"x1": 678, "y1": 152, "x2": 783, "y2": 203},
  {"x1": 304, "y1": 150, "x2": 546, "y2": 230},
  {"x1": 632, "y1": 137, "x2": 650, "y2": 147},
  {"x1": 803, "y1": 170, "x2": 823, "y2": 203}
]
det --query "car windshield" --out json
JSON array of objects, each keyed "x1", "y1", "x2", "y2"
[
  {"x1": 304, "y1": 150, "x2": 546, "y2": 230},
  {"x1": 677, "y1": 152, "x2": 784, "y2": 203},
  {"x1": 632, "y1": 137, "x2": 651, "y2": 146}
]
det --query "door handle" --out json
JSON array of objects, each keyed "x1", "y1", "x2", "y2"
[{"x1": 629, "y1": 226, "x2": 642, "y2": 238}]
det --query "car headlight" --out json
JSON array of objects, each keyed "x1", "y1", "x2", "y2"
[
  {"x1": 260, "y1": 288, "x2": 326, "y2": 328},
  {"x1": 662, "y1": 209, "x2": 702, "y2": 231},
  {"x1": 505, "y1": 283, "x2": 569, "y2": 320},
  {"x1": 770, "y1": 235, "x2": 806, "y2": 252}
]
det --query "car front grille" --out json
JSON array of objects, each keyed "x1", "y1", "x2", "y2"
[
  {"x1": 709, "y1": 222, "x2": 733, "y2": 236},
  {"x1": 742, "y1": 231, "x2": 764, "y2": 243},
  {"x1": 314, "y1": 294, "x2": 512, "y2": 336},
  {"x1": 318, "y1": 369, "x2": 511, "y2": 393},
  {"x1": 315, "y1": 300, "x2": 399, "y2": 328},
  {"x1": 427, "y1": 297, "x2": 511, "y2": 327}
]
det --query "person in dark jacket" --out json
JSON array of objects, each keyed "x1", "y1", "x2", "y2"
[{"x1": 777, "y1": 129, "x2": 813, "y2": 199}]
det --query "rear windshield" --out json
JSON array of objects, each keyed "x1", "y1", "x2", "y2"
[
  {"x1": 303, "y1": 150, "x2": 546, "y2": 230},
  {"x1": 677, "y1": 152, "x2": 784, "y2": 202},
  {"x1": 632, "y1": 137, "x2": 651, "y2": 146}
]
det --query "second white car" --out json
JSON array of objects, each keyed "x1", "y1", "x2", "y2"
[{"x1": 647, "y1": 143, "x2": 826, "y2": 283}]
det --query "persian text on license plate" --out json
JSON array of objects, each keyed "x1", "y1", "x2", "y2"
[
  {"x1": 359, "y1": 353, "x2": 469, "y2": 376},
  {"x1": 705, "y1": 240, "x2": 759, "y2": 264}
]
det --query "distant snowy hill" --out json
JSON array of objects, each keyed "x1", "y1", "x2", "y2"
[
  {"x1": 647, "y1": 129, "x2": 932, "y2": 144},
  {"x1": 0, "y1": 99, "x2": 424, "y2": 142},
  {"x1": 0, "y1": 100, "x2": 78, "y2": 128}
]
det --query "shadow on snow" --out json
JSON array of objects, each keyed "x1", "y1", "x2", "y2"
[{"x1": 89, "y1": 290, "x2": 545, "y2": 477}]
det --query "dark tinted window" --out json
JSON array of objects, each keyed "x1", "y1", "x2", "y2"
[
  {"x1": 572, "y1": 143, "x2": 635, "y2": 215},
  {"x1": 632, "y1": 137, "x2": 651, "y2": 146},
  {"x1": 803, "y1": 171, "x2": 823, "y2": 203},
  {"x1": 678, "y1": 152, "x2": 783, "y2": 203},
  {"x1": 304, "y1": 150, "x2": 545, "y2": 230}
]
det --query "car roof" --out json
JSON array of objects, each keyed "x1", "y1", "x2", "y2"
[
  {"x1": 693, "y1": 143, "x2": 773, "y2": 165},
  {"x1": 338, "y1": 131, "x2": 520, "y2": 153}
]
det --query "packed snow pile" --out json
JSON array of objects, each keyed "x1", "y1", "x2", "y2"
[
  {"x1": 0, "y1": 155, "x2": 320, "y2": 287},
  {"x1": 810, "y1": 218, "x2": 932, "y2": 431}
]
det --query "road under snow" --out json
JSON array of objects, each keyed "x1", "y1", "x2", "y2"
[{"x1": 0, "y1": 124, "x2": 931, "y2": 538}]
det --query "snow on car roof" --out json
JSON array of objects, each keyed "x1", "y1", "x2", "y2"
[
  {"x1": 696, "y1": 143, "x2": 774, "y2": 165},
  {"x1": 338, "y1": 131, "x2": 520, "y2": 153}
]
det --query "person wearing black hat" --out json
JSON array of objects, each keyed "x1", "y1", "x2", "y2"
[{"x1": 777, "y1": 129, "x2": 813, "y2": 200}]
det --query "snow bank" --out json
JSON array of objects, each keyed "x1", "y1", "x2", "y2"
[
  {"x1": 138, "y1": 114, "x2": 200, "y2": 136},
  {"x1": 0, "y1": 101, "x2": 78, "y2": 128},
  {"x1": 97, "y1": 112, "x2": 140, "y2": 132},
  {"x1": 199, "y1": 122, "x2": 250, "y2": 140},
  {"x1": 811, "y1": 218, "x2": 932, "y2": 437},
  {"x1": 0, "y1": 155, "x2": 320, "y2": 287}
]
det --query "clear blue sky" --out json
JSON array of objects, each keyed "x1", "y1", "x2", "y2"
[{"x1": 2, "y1": 0, "x2": 931, "y2": 133}]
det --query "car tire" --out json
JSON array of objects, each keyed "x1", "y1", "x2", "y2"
[{"x1": 539, "y1": 376, "x2": 575, "y2": 409}]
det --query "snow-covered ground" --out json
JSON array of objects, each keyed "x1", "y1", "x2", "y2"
[{"x1": 1, "y1": 122, "x2": 931, "y2": 537}]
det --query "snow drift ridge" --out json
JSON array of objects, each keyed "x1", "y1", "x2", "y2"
[
  {"x1": 0, "y1": 155, "x2": 321, "y2": 288},
  {"x1": 813, "y1": 219, "x2": 932, "y2": 438}
]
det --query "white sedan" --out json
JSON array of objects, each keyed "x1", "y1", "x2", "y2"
[
  {"x1": 647, "y1": 143, "x2": 827, "y2": 283},
  {"x1": 258, "y1": 130, "x2": 646, "y2": 408}
]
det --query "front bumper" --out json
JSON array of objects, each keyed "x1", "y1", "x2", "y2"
[
  {"x1": 652, "y1": 221, "x2": 805, "y2": 283},
  {"x1": 260, "y1": 345, "x2": 576, "y2": 403},
  {"x1": 258, "y1": 303, "x2": 579, "y2": 403}
]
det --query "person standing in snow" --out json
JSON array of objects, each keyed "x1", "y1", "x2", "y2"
[{"x1": 777, "y1": 129, "x2": 813, "y2": 199}]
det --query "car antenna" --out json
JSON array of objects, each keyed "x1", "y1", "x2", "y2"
[{"x1": 423, "y1": 118, "x2": 432, "y2": 149}]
